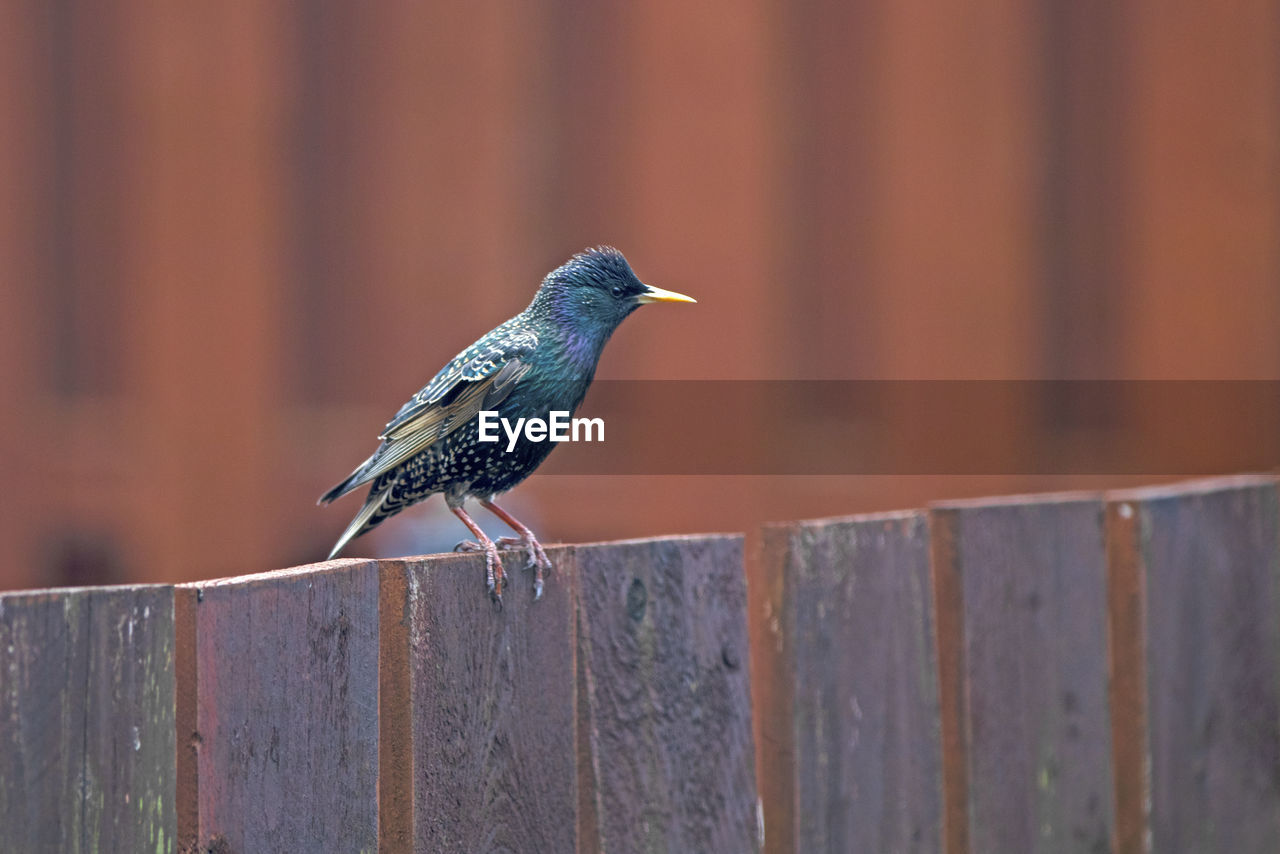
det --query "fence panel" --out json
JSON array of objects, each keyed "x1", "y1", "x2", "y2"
[
  {"x1": 576, "y1": 535, "x2": 760, "y2": 853},
  {"x1": 6, "y1": 477, "x2": 1280, "y2": 854},
  {"x1": 1107, "y1": 476, "x2": 1280, "y2": 853},
  {"x1": 390, "y1": 548, "x2": 578, "y2": 853},
  {"x1": 931, "y1": 495, "x2": 1114, "y2": 854},
  {"x1": 175, "y1": 559, "x2": 381, "y2": 853},
  {"x1": 754, "y1": 511, "x2": 942, "y2": 853},
  {"x1": 0, "y1": 585, "x2": 175, "y2": 854}
]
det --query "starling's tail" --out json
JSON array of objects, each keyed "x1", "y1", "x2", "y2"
[
  {"x1": 327, "y1": 481, "x2": 396, "y2": 560},
  {"x1": 319, "y1": 461, "x2": 368, "y2": 505}
]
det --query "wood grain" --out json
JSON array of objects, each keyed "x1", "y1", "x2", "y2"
[
  {"x1": 930, "y1": 503, "x2": 970, "y2": 854},
  {"x1": 782, "y1": 512, "x2": 942, "y2": 852},
  {"x1": 750, "y1": 526, "x2": 798, "y2": 854},
  {"x1": 1109, "y1": 476, "x2": 1280, "y2": 852},
  {"x1": 932, "y1": 495, "x2": 1114, "y2": 853},
  {"x1": 0, "y1": 585, "x2": 175, "y2": 854},
  {"x1": 577, "y1": 535, "x2": 760, "y2": 853},
  {"x1": 1104, "y1": 494, "x2": 1146, "y2": 854},
  {"x1": 178, "y1": 560, "x2": 380, "y2": 853},
  {"x1": 398, "y1": 548, "x2": 577, "y2": 853}
]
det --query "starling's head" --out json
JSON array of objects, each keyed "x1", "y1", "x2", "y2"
[{"x1": 534, "y1": 246, "x2": 695, "y2": 337}]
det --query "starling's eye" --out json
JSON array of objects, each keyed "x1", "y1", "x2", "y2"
[{"x1": 611, "y1": 285, "x2": 624, "y2": 298}]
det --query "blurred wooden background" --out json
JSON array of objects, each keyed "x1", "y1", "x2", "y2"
[{"x1": 2, "y1": 1, "x2": 1278, "y2": 589}]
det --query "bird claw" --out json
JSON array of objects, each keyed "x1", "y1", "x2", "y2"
[
  {"x1": 458, "y1": 540, "x2": 506, "y2": 601},
  {"x1": 520, "y1": 541, "x2": 553, "y2": 600},
  {"x1": 457, "y1": 534, "x2": 546, "y2": 601},
  {"x1": 484, "y1": 548, "x2": 506, "y2": 602}
]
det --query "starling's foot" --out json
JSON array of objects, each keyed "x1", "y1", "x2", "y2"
[
  {"x1": 452, "y1": 540, "x2": 506, "y2": 599},
  {"x1": 466, "y1": 540, "x2": 548, "y2": 597},
  {"x1": 474, "y1": 537, "x2": 549, "y2": 598},
  {"x1": 485, "y1": 544, "x2": 506, "y2": 600},
  {"x1": 527, "y1": 541, "x2": 552, "y2": 601}
]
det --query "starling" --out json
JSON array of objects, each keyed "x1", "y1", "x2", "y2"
[{"x1": 319, "y1": 247, "x2": 695, "y2": 599}]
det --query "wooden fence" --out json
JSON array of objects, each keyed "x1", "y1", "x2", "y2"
[{"x1": 3, "y1": 474, "x2": 1279, "y2": 852}]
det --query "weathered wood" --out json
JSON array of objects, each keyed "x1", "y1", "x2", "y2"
[
  {"x1": 176, "y1": 560, "x2": 380, "y2": 853},
  {"x1": 577, "y1": 535, "x2": 760, "y2": 854},
  {"x1": 750, "y1": 526, "x2": 798, "y2": 854},
  {"x1": 1104, "y1": 494, "x2": 1147, "y2": 854},
  {"x1": 932, "y1": 495, "x2": 1114, "y2": 854},
  {"x1": 761, "y1": 512, "x2": 942, "y2": 853},
  {"x1": 1107, "y1": 476, "x2": 1280, "y2": 852},
  {"x1": 0, "y1": 585, "x2": 175, "y2": 854},
  {"x1": 930, "y1": 503, "x2": 970, "y2": 854},
  {"x1": 379, "y1": 558, "x2": 413, "y2": 854},
  {"x1": 395, "y1": 548, "x2": 578, "y2": 852}
]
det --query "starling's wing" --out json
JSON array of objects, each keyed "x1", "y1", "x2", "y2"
[
  {"x1": 318, "y1": 326, "x2": 537, "y2": 504},
  {"x1": 379, "y1": 327, "x2": 537, "y2": 441}
]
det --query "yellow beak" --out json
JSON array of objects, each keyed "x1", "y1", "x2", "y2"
[{"x1": 636, "y1": 284, "x2": 697, "y2": 304}]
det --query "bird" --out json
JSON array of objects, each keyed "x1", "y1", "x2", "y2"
[{"x1": 319, "y1": 246, "x2": 695, "y2": 600}]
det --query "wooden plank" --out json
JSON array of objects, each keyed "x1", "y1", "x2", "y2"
[
  {"x1": 930, "y1": 502, "x2": 970, "y2": 854},
  {"x1": 1107, "y1": 476, "x2": 1280, "y2": 852},
  {"x1": 393, "y1": 548, "x2": 577, "y2": 852},
  {"x1": 176, "y1": 560, "x2": 379, "y2": 853},
  {"x1": 771, "y1": 512, "x2": 942, "y2": 852},
  {"x1": 1103, "y1": 495, "x2": 1146, "y2": 854},
  {"x1": 0, "y1": 585, "x2": 175, "y2": 853},
  {"x1": 577, "y1": 535, "x2": 760, "y2": 853},
  {"x1": 750, "y1": 526, "x2": 799, "y2": 854},
  {"x1": 932, "y1": 495, "x2": 1114, "y2": 853},
  {"x1": 378, "y1": 558, "x2": 413, "y2": 854}
]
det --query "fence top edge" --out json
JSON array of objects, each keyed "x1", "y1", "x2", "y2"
[
  {"x1": 0, "y1": 582, "x2": 174, "y2": 604},
  {"x1": 1104, "y1": 472, "x2": 1278, "y2": 504},
  {"x1": 572, "y1": 531, "x2": 744, "y2": 550},
  {"x1": 178, "y1": 556, "x2": 379, "y2": 591},
  {"x1": 929, "y1": 488, "x2": 1105, "y2": 513},
  {"x1": 760, "y1": 508, "x2": 924, "y2": 533}
]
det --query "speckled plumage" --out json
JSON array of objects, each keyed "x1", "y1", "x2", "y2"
[{"x1": 320, "y1": 246, "x2": 695, "y2": 599}]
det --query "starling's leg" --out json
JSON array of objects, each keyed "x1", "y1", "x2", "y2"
[
  {"x1": 480, "y1": 500, "x2": 552, "y2": 600},
  {"x1": 450, "y1": 506, "x2": 506, "y2": 599}
]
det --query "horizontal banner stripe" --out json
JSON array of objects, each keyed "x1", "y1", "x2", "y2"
[{"x1": 521, "y1": 380, "x2": 1280, "y2": 475}]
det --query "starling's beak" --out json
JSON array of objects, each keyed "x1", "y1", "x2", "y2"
[{"x1": 636, "y1": 284, "x2": 697, "y2": 305}]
